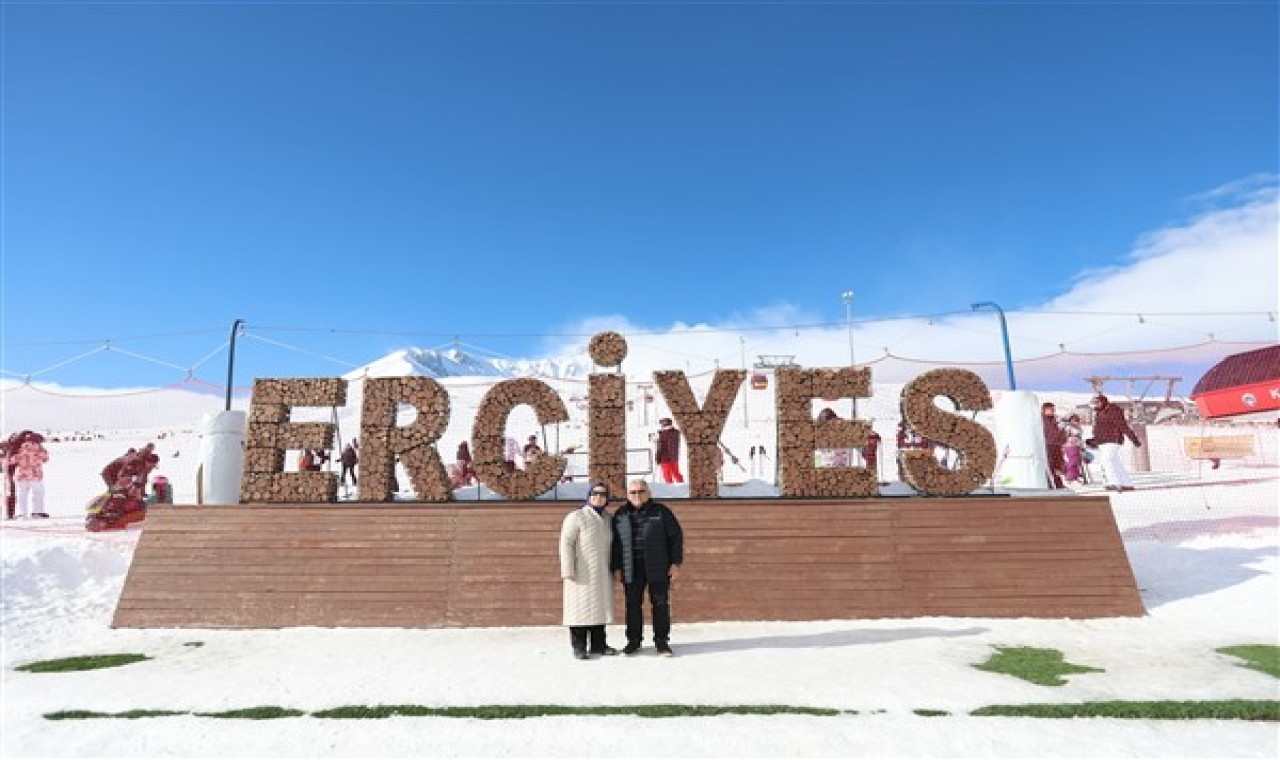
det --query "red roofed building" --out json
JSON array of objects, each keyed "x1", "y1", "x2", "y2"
[{"x1": 1190, "y1": 345, "x2": 1280, "y2": 419}]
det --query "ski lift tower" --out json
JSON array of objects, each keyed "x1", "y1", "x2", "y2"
[
  {"x1": 754, "y1": 355, "x2": 798, "y2": 373},
  {"x1": 1085, "y1": 375, "x2": 1188, "y2": 425},
  {"x1": 1085, "y1": 374, "x2": 1189, "y2": 473}
]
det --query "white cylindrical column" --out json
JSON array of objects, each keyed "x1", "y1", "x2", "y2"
[
  {"x1": 199, "y1": 411, "x2": 246, "y2": 505},
  {"x1": 992, "y1": 390, "x2": 1051, "y2": 490}
]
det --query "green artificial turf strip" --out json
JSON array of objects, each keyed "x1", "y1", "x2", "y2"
[
  {"x1": 44, "y1": 701, "x2": 1280, "y2": 722},
  {"x1": 971, "y1": 700, "x2": 1280, "y2": 720},
  {"x1": 45, "y1": 710, "x2": 186, "y2": 720},
  {"x1": 194, "y1": 707, "x2": 307, "y2": 719},
  {"x1": 311, "y1": 704, "x2": 843, "y2": 719},
  {"x1": 1216, "y1": 645, "x2": 1280, "y2": 678},
  {"x1": 16, "y1": 654, "x2": 151, "y2": 673},
  {"x1": 973, "y1": 646, "x2": 1102, "y2": 686}
]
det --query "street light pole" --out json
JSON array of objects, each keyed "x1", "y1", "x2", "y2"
[
  {"x1": 842, "y1": 291, "x2": 857, "y2": 417},
  {"x1": 971, "y1": 302, "x2": 1017, "y2": 390},
  {"x1": 224, "y1": 318, "x2": 245, "y2": 411}
]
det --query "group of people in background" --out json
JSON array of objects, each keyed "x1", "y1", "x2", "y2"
[
  {"x1": 650, "y1": 418, "x2": 755, "y2": 484},
  {"x1": 101, "y1": 442, "x2": 162, "y2": 502},
  {"x1": 445, "y1": 436, "x2": 543, "y2": 489},
  {"x1": 642, "y1": 402, "x2": 1144, "y2": 494},
  {"x1": 3, "y1": 434, "x2": 178, "y2": 524},
  {"x1": 86, "y1": 442, "x2": 167, "y2": 531},
  {"x1": 812, "y1": 408, "x2": 882, "y2": 480},
  {"x1": 297, "y1": 441, "x2": 361, "y2": 487},
  {"x1": 1042, "y1": 395, "x2": 1141, "y2": 491},
  {"x1": 297, "y1": 448, "x2": 329, "y2": 472},
  {"x1": 896, "y1": 418, "x2": 963, "y2": 478}
]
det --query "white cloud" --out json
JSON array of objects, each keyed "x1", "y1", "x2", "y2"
[
  {"x1": 541, "y1": 178, "x2": 1279, "y2": 389},
  {"x1": 1050, "y1": 177, "x2": 1277, "y2": 315}
]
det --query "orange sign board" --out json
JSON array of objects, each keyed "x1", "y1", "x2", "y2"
[{"x1": 1183, "y1": 435, "x2": 1256, "y2": 460}]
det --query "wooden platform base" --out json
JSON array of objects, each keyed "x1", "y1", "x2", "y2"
[{"x1": 112, "y1": 496, "x2": 1144, "y2": 629}]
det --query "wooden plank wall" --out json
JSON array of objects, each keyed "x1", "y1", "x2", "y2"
[{"x1": 112, "y1": 496, "x2": 1144, "y2": 629}]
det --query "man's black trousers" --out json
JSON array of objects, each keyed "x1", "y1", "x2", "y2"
[{"x1": 624, "y1": 560, "x2": 671, "y2": 646}]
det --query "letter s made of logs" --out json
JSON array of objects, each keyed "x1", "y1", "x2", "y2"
[{"x1": 898, "y1": 368, "x2": 996, "y2": 496}]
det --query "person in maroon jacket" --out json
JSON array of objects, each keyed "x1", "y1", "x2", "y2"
[
  {"x1": 1041, "y1": 402, "x2": 1068, "y2": 489},
  {"x1": 654, "y1": 418, "x2": 684, "y2": 484},
  {"x1": 101, "y1": 448, "x2": 137, "y2": 488},
  {"x1": 455, "y1": 441, "x2": 476, "y2": 486},
  {"x1": 863, "y1": 428, "x2": 882, "y2": 483},
  {"x1": 120, "y1": 443, "x2": 160, "y2": 499},
  {"x1": 340, "y1": 441, "x2": 359, "y2": 486},
  {"x1": 1086, "y1": 395, "x2": 1141, "y2": 492}
]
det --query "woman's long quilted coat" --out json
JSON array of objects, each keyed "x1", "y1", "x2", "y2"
[{"x1": 559, "y1": 505, "x2": 615, "y2": 626}]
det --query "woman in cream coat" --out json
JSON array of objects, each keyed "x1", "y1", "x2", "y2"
[{"x1": 559, "y1": 482, "x2": 618, "y2": 659}]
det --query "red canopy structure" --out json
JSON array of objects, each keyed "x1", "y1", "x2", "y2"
[{"x1": 1190, "y1": 344, "x2": 1280, "y2": 419}]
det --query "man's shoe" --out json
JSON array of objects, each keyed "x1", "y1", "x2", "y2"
[
  {"x1": 621, "y1": 642, "x2": 641, "y2": 656},
  {"x1": 593, "y1": 646, "x2": 619, "y2": 657},
  {"x1": 573, "y1": 650, "x2": 590, "y2": 661},
  {"x1": 32, "y1": 512, "x2": 49, "y2": 519},
  {"x1": 656, "y1": 644, "x2": 674, "y2": 658}
]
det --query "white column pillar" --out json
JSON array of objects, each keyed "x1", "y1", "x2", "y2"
[
  {"x1": 992, "y1": 390, "x2": 1051, "y2": 490},
  {"x1": 199, "y1": 410, "x2": 246, "y2": 504}
]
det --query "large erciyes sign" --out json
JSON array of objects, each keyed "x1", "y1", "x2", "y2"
[{"x1": 239, "y1": 332, "x2": 997, "y2": 502}]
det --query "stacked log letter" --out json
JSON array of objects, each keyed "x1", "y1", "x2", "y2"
[
  {"x1": 897, "y1": 368, "x2": 996, "y2": 496},
  {"x1": 653, "y1": 369, "x2": 746, "y2": 498},
  {"x1": 472, "y1": 378, "x2": 569, "y2": 500},
  {"x1": 774, "y1": 367, "x2": 875, "y2": 498},
  {"x1": 359, "y1": 377, "x2": 453, "y2": 502},
  {"x1": 240, "y1": 378, "x2": 344, "y2": 503},
  {"x1": 587, "y1": 331, "x2": 628, "y2": 496}
]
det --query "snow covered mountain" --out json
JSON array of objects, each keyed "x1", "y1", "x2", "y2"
[
  {"x1": 341, "y1": 347, "x2": 597, "y2": 381},
  {"x1": 341, "y1": 348, "x2": 505, "y2": 380}
]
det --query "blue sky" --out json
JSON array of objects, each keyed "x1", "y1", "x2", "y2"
[{"x1": 1, "y1": 1, "x2": 1276, "y2": 390}]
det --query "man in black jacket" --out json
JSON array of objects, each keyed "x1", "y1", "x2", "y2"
[{"x1": 612, "y1": 479, "x2": 683, "y2": 657}]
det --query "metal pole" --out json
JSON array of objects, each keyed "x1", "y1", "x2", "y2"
[
  {"x1": 638, "y1": 383, "x2": 651, "y2": 426},
  {"x1": 842, "y1": 291, "x2": 857, "y2": 417},
  {"x1": 971, "y1": 302, "x2": 1016, "y2": 390},
  {"x1": 740, "y1": 336, "x2": 749, "y2": 428},
  {"x1": 225, "y1": 318, "x2": 245, "y2": 411}
]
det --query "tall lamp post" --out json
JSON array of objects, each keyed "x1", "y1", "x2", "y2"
[
  {"x1": 971, "y1": 302, "x2": 1016, "y2": 390},
  {"x1": 224, "y1": 318, "x2": 245, "y2": 411},
  {"x1": 842, "y1": 291, "x2": 857, "y2": 417}
]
